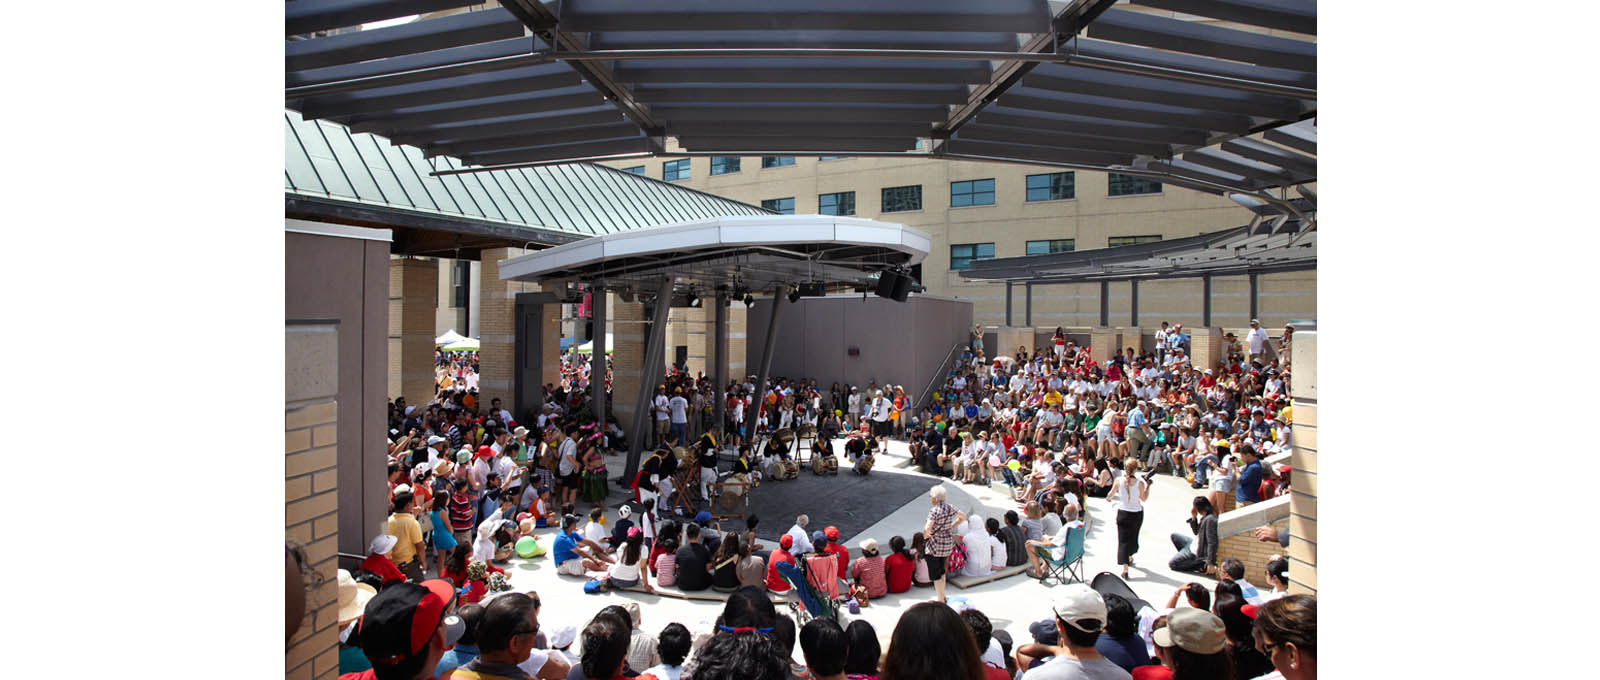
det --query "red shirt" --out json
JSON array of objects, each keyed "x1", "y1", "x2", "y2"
[
  {"x1": 1132, "y1": 665, "x2": 1173, "y2": 680},
  {"x1": 884, "y1": 552, "x2": 914, "y2": 594},
  {"x1": 824, "y1": 543, "x2": 850, "y2": 577},
  {"x1": 360, "y1": 553, "x2": 405, "y2": 584},
  {"x1": 766, "y1": 549, "x2": 794, "y2": 592},
  {"x1": 983, "y1": 665, "x2": 1010, "y2": 680}
]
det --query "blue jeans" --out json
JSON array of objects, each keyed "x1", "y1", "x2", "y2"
[
  {"x1": 1169, "y1": 532, "x2": 1203, "y2": 572},
  {"x1": 670, "y1": 422, "x2": 687, "y2": 445}
]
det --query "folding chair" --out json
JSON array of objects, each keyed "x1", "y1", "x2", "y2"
[{"x1": 1037, "y1": 526, "x2": 1087, "y2": 586}]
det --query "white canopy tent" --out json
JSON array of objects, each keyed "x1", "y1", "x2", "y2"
[
  {"x1": 442, "y1": 337, "x2": 480, "y2": 352},
  {"x1": 435, "y1": 329, "x2": 467, "y2": 346},
  {"x1": 574, "y1": 333, "x2": 615, "y2": 355}
]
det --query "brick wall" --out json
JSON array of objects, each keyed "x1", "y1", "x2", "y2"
[
  {"x1": 611, "y1": 299, "x2": 647, "y2": 438},
  {"x1": 1287, "y1": 331, "x2": 1316, "y2": 595},
  {"x1": 1217, "y1": 517, "x2": 1290, "y2": 586},
  {"x1": 477, "y1": 248, "x2": 520, "y2": 406},
  {"x1": 287, "y1": 323, "x2": 341, "y2": 680},
  {"x1": 388, "y1": 258, "x2": 437, "y2": 404}
]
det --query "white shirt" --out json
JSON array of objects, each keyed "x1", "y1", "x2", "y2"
[
  {"x1": 557, "y1": 438, "x2": 578, "y2": 475},
  {"x1": 653, "y1": 395, "x2": 670, "y2": 420},
  {"x1": 988, "y1": 534, "x2": 1006, "y2": 571},
  {"x1": 1247, "y1": 327, "x2": 1269, "y2": 353},
  {"x1": 668, "y1": 396, "x2": 689, "y2": 423},
  {"x1": 847, "y1": 393, "x2": 861, "y2": 414},
  {"x1": 959, "y1": 522, "x2": 993, "y2": 577},
  {"x1": 871, "y1": 397, "x2": 891, "y2": 422},
  {"x1": 584, "y1": 520, "x2": 608, "y2": 545},
  {"x1": 786, "y1": 524, "x2": 814, "y2": 555},
  {"x1": 1112, "y1": 476, "x2": 1147, "y2": 512},
  {"x1": 642, "y1": 664, "x2": 683, "y2": 680}
]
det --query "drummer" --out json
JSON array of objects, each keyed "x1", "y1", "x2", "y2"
[
  {"x1": 695, "y1": 426, "x2": 722, "y2": 501},
  {"x1": 812, "y1": 428, "x2": 840, "y2": 475},
  {"x1": 844, "y1": 427, "x2": 877, "y2": 475}
]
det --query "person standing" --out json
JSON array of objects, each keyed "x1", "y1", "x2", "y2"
[
  {"x1": 387, "y1": 491, "x2": 428, "y2": 581},
  {"x1": 1245, "y1": 320, "x2": 1269, "y2": 366},
  {"x1": 652, "y1": 385, "x2": 671, "y2": 448},
  {"x1": 1153, "y1": 322, "x2": 1169, "y2": 366},
  {"x1": 1107, "y1": 459, "x2": 1149, "y2": 580},
  {"x1": 922, "y1": 485, "x2": 967, "y2": 604},
  {"x1": 870, "y1": 390, "x2": 892, "y2": 438},
  {"x1": 1235, "y1": 444, "x2": 1264, "y2": 507},
  {"x1": 668, "y1": 388, "x2": 690, "y2": 446}
]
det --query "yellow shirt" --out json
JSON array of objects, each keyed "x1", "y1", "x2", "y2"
[
  {"x1": 387, "y1": 512, "x2": 424, "y2": 564},
  {"x1": 1043, "y1": 390, "x2": 1063, "y2": 407}
]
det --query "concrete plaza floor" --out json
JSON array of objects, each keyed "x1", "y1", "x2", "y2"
[{"x1": 492, "y1": 437, "x2": 1226, "y2": 659}]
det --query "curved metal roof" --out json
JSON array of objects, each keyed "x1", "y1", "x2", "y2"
[{"x1": 284, "y1": 0, "x2": 1316, "y2": 198}]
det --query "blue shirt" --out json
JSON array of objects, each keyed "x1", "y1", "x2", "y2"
[
  {"x1": 552, "y1": 530, "x2": 581, "y2": 563},
  {"x1": 435, "y1": 643, "x2": 480, "y2": 677},
  {"x1": 1128, "y1": 408, "x2": 1147, "y2": 428},
  {"x1": 1169, "y1": 332, "x2": 1189, "y2": 349},
  {"x1": 964, "y1": 404, "x2": 979, "y2": 419},
  {"x1": 1237, "y1": 461, "x2": 1263, "y2": 502},
  {"x1": 1095, "y1": 633, "x2": 1152, "y2": 673}
]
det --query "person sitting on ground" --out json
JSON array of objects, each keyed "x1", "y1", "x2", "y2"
[
  {"x1": 800, "y1": 618, "x2": 850, "y2": 680},
  {"x1": 958, "y1": 515, "x2": 994, "y2": 579},
  {"x1": 608, "y1": 505, "x2": 635, "y2": 550},
  {"x1": 603, "y1": 529, "x2": 653, "y2": 594},
  {"x1": 1218, "y1": 558, "x2": 1264, "y2": 604},
  {"x1": 822, "y1": 526, "x2": 851, "y2": 578},
  {"x1": 1212, "y1": 581, "x2": 1273, "y2": 679},
  {"x1": 764, "y1": 533, "x2": 795, "y2": 593},
  {"x1": 1251, "y1": 594, "x2": 1315, "y2": 680},
  {"x1": 686, "y1": 587, "x2": 789, "y2": 680},
  {"x1": 737, "y1": 531, "x2": 768, "y2": 591},
  {"x1": 1131, "y1": 608, "x2": 1234, "y2": 680},
  {"x1": 673, "y1": 522, "x2": 714, "y2": 592},
  {"x1": 576, "y1": 612, "x2": 632, "y2": 680},
  {"x1": 340, "y1": 579, "x2": 463, "y2": 680},
  {"x1": 639, "y1": 623, "x2": 691, "y2": 680},
  {"x1": 984, "y1": 517, "x2": 1008, "y2": 573},
  {"x1": 883, "y1": 536, "x2": 915, "y2": 595},
  {"x1": 849, "y1": 538, "x2": 889, "y2": 602},
  {"x1": 710, "y1": 530, "x2": 744, "y2": 593},
  {"x1": 552, "y1": 514, "x2": 613, "y2": 578},
  {"x1": 580, "y1": 507, "x2": 611, "y2": 553},
  {"x1": 1095, "y1": 594, "x2": 1152, "y2": 673},
  {"x1": 362, "y1": 534, "x2": 406, "y2": 586},
  {"x1": 1166, "y1": 497, "x2": 1217, "y2": 576},
  {"x1": 1261, "y1": 557, "x2": 1290, "y2": 602}
]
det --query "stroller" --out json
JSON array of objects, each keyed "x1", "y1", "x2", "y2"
[{"x1": 774, "y1": 557, "x2": 851, "y2": 627}]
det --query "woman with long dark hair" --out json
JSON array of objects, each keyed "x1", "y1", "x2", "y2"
[
  {"x1": 685, "y1": 587, "x2": 789, "y2": 680},
  {"x1": 1253, "y1": 594, "x2": 1316, "y2": 680},
  {"x1": 844, "y1": 619, "x2": 882, "y2": 680},
  {"x1": 711, "y1": 530, "x2": 743, "y2": 593},
  {"x1": 604, "y1": 529, "x2": 652, "y2": 594},
  {"x1": 879, "y1": 601, "x2": 984, "y2": 680},
  {"x1": 909, "y1": 532, "x2": 933, "y2": 588},
  {"x1": 1107, "y1": 457, "x2": 1150, "y2": 579},
  {"x1": 1214, "y1": 581, "x2": 1274, "y2": 679}
]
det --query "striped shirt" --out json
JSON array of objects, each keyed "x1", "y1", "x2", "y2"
[
  {"x1": 449, "y1": 493, "x2": 476, "y2": 532},
  {"x1": 849, "y1": 555, "x2": 889, "y2": 599}
]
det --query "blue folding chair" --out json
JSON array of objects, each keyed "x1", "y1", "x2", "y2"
[{"x1": 1037, "y1": 526, "x2": 1086, "y2": 585}]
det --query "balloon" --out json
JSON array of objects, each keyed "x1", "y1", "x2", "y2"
[
  {"x1": 515, "y1": 536, "x2": 540, "y2": 558},
  {"x1": 1007, "y1": 460, "x2": 1022, "y2": 471},
  {"x1": 935, "y1": 422, "x2": 947, "y2": 432}
]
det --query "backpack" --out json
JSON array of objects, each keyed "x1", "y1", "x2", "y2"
[{"x1": 947, "y1": 538, "x2": 968, "y2": 573}]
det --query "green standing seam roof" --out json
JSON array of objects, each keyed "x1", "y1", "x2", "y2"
[{"x1": 285, "y1": 109, "x2": 773, "y2": 238}]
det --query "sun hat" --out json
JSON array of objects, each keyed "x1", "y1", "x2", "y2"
[
  {"x1": 337, "y1": 569, "x2": 378, "y2": 625},
  {"x1": 548, "y1": 624, "x2": 579, "y2": 649},
  {"x1": 434, "y1": 459, "x2": 455, "y2": 476},
  {"x1": 1050, "y1": 584, "x2": 1107, "y2": 632},
  {"x1": 858, "y1": 538, "x2": 878, "y2": 552},
  {"x1": 476, "y1": 445, "x2": 494, "y2": 460},
  {"x1": 513, "y1": 426, "x2": 529, "y2": 438},
  {"x1": 1153, "y1": 608, "x2": 1227, "y2": 654},
  {"x1": 456, "y1": 450, "x2": 471, "y2": 465},
  {"x1": 369, "y1": 534, "x2": 398, "y2": 556},
  {"x1": 625, "y1": 602, "x2": 642, "y2": 626},
  {"x1": 357, "y1": 580, "x2": 464, "y2": 665}
]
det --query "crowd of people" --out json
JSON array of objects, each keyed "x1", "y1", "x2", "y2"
[{"x1": 324, "y1": 319, "x2": 1310, "y2": 679}]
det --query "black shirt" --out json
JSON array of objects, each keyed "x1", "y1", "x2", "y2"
[{"x1": 674, "y1": 542, "x2": 713, "y2": 591}]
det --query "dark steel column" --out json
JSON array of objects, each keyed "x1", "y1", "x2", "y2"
[
  {"x1": 1005, "y1": 282, "x2": 1014, "y2": 327},
  {"x1": 624, "y1": 276, "x2": 675, "y2": 482},
  {"x1": 1099, "y1": 281, "x2": 1110, "y2": 327},
  {"x1": 1249, "y1": 272, "x2": 1260, "y2": 322},
  {"x1": 590, "y1": 286, "x2": 607, "y2": 435},
  {"x1": 745, "y1": 285, "x2": 787, "y2": 437},
  {"x1": 1130, "y1": 279, "x2": 1140, "y2": 326},
  {"x1": 1024, "y1": 282, "x2": 1033, "y2": 327},
  {"x1": 713, "y1": 292, "x2": 728, "y2": 433},
  {"x1": 1202, "y1": 275, "x2": 1213, "y2": 327}
]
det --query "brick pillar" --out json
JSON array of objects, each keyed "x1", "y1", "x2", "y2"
[
  {"x1": 727, "y1": 303, "x2": 748, "y2": 381},
  {"x1": 388, "y1": 258, "x2": 437, "y2": 405},
  {"x1": 685, "y1": 305, "x2": 709, "y2": 378},
  {"x1": 611, "y1": 299, "x2": 648, "y2": 441},
  {"x1": 1089, "y1": 327, "x2": 1117, "y2": 364},
  {"x1": 1288, "y1": 331, "x2": 1317, "y2": 595},
  {"x1": 1116, "y1": 326, "x2": 1142, "y2": 359},
  {"x1": 286, "y1": 323, "x2": 341, "y2": 680},
  {"x1": 1190, "y1": 327, "x2": 1223, "y2": 371},
  {"x1": 478, "y1": 248, "x2": 559, "y2": 414}
]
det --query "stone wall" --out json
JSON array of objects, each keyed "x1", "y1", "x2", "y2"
[{"x1": 286, "y1": 323, "x2": 341, "y2": 680}]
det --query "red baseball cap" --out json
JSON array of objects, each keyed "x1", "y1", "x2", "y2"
[
  {"x1": 358, "y1": 579, "x2": 463, "y2": 665},
  {"x1": 779, "y1": 534, "x2": 794, "y2": 549},
  {"x1": 1241, "y1": 604, "x2": 1260, "y2": 619},
  {"x1": 476, "y1": 445, "x2": 494, "y2": 459},
  {"x1": 824, "y1": 526, "x2": 839, "y2": 540}
]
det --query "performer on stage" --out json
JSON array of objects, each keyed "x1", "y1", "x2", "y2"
[
  {"x1": 811, "y1": 431, "x2": 840, "y2": 476},
  {"x1": 845, "y1": 430, "x2": 876, "y2": 476},
  {"x1": 764, "y1": 431, "x2": 799, "y2": 481},
  {"x1": 694, "y1": 426, "x2": 721, "y2": 500}
]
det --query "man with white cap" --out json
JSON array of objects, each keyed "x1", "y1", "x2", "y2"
[
  {"x1": 869, "y1": 389, "x2": 892, "y2": 438},
  {"x1": 1245, "y1": 319, "x2": 1270, "y2": 365},
  {"x1": 424, "y1": 435, "x2": 448, "y2": 468},
  {"x1": 1019, "y1": 584, "x2": 1130, "y2": 679}
]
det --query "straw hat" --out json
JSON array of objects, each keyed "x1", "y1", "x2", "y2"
[{"x1": 336, "y1": 569, "x2": 377, "y2": 625}]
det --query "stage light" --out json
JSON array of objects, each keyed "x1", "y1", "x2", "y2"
[
  {"x1": 787, "y1": 289, "x2": 802, "y2": 304},
  {"x1": 743, "y1": 294, "x2": 754, "y2": 307}
]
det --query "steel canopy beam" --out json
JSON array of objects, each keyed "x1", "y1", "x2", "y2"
[
  {"x1": 624, "y1": 276, "x2": 677, "y2": 483},
  {"x1": 285, "y1": 8, "x2": 527, "y2": 72},
  {"x1": 1024, "y1": 63, "x2": 1305, "y2": 119},
  {"x1": 558, "y1": 0, "x2": 1052, "y2": 33},
  {"x1": 1130, "y1": 0, "x2": 1317, "y2": 36},
  {"x1": 298, "y1": 66, "x2": 584, "y2": 120},
  {"x1": 498, "y1": 0, "x2": 663, "y2": 134},
  {"x1": 1222, "y1": 137, "x2": 1317, "y2": 176},
  {"x1": 287, "y1": 38, "x2": 540, "y2": 92},
  {"x1": 286, "y1": 0, "x2": 484, "y2": 37},
  {"x1": 1087, "y1": 9, "x2": 1316, "y2": 72}
]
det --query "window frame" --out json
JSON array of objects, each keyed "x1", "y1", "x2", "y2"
[
  {"x1": 949, "y1": 242, "x2": 996, "y2": 271},
  {"x1": 710, "y1": 156, "x2": 742, "y2": 176},
  {"x1": 1025, "y1": 239, "x2": 1076, "y2": 256},
  {"x1": 881, "y1": 184, "x2": 923, "y2": 213},
  {"x1": 949, "y1": 178, "x2": 996, "y2": 208},
  {"x1": 760, "y1": 156, "x2": 796, "y2": 169},
  {"x1": 621, "y1": 165, "x2": 645, "y2": 176},
  {"x1": 662, "y1": 159, "x2": 691, "y2": 182},
  {"x1": 760, "y1": 197, "x2": 796, "y2": 214},
  {"x1": 1106, "y1": 172, "x2": 1163, "y2": 197},
  {"x1": 818, "y1": 191, "x2": 856, "y2": 216},
  {"x1": 1107, "y1": 235, "x2": 1163, "y2": 247},
  {"x1": 1025, "y1": 172, "x2": 1075, "y2": 202}
]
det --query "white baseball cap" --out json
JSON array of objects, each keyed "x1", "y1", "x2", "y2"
[
  {"x1": 1050, "y1": 584, "x2": 1107, "y2": 632},
  {"x1": 368, "y1": 534, "x2": 398, "y2": 556}
]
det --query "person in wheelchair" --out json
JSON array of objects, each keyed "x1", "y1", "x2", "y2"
[
  {"x1": 811, "y1": 433, "x2": 839, "y2": 476},
  {"x1": 845, "y1": 432, "x2": 876, "y2": 476}
]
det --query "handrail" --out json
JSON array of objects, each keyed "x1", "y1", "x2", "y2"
[{"x1": 915, "y1": 343, "x2": 965, "y2": 412}]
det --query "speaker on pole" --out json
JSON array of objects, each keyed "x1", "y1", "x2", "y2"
[
  {"x1": 890, "y1": 271, "x2": 914, "y2": 301},
  {"x1": 874, "y1": 270, "x2": 900, "y2": 299}
]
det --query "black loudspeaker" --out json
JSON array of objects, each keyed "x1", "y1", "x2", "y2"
[
  {"x1": 890, "y1": 272, "x2": 914, "y2": 301},
  {"x1": 799, "y1": 282, "x2": 826, "y2": 297},
  {"x1": 874, "y1": 271, "x2": 900, "y2": 298}
]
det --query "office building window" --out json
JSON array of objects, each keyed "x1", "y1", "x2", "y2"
[
  {"x1": 1108, "y1": 173, "x2": 1162, "y2": 196},
  {"x1": 818, "y1": 156, "x2": 850, "y2": 161},
  {"x1": 881, "y1": 185, "x2": 922, "y2": 212},
  {"x1": 761, "y1": 197, "x2": 795, "y2": 214},
  {"x1": 621, "y1": 165, "x2": 645, "y2": 175},
  {"x1": 949, "y1": 242, "x2": 995, "y2": 271},
  {"x1": 761, "y1": 156, "x2": 796, "y2": 168},
  {"x1": 1025, "y1": 172, "x2": 1075, "y2": 201},
  {"x1": 663, "y1": 159, "x2": 691, "y2": 181},
  {"x1": 818, "y1": 191, "x2": 855, "y2": 216},
  {"x1": 1108, "y1": 235, "x2": 1162, "y2": 247},
  {"x1": 710, "y1": 156, "x2": 741, "y2": 175},
  {"x1": 1026, "y1": 239, "x2": 1075, "y2": 255},
  {"x1": 950, "y1": 179, "x2": 996, "y2": 207}
]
